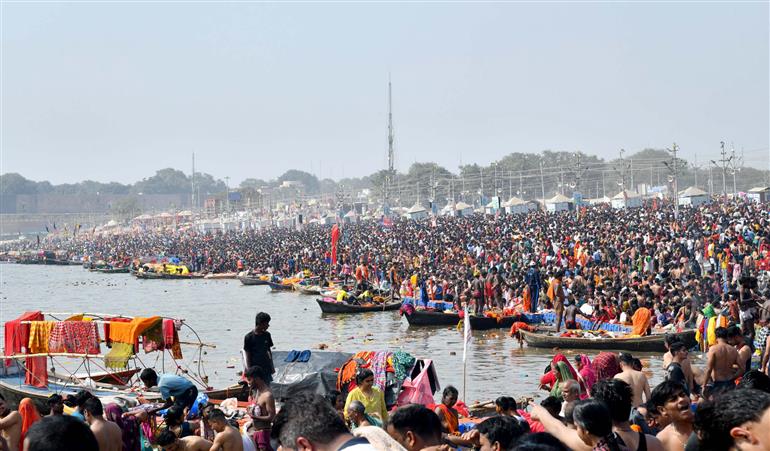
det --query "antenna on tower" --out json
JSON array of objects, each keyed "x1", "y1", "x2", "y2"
[{"x1": 384, "y1": 74, "x2": 395, "y2": 211}]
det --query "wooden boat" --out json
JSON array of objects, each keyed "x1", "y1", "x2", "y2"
[
  {"x1": 0, "y1": 373, "x2": 156, "y2": 414},
  {"x1": 296, "y1": 285, "x2": 323, "y2": 295},
  {"x1": 51, "y1": 368, "x2": 141, "y2": 385},
  {"x1": 239, "y1": 275, "x2": 269, "y2": 285},
  {"x1": 94, "y1": 267, "x2": 130, "y2": 274},
  {"x1": 519, "y1": 329, "x2": 697, "y2": 353},
  {"x1": 402, "y1": 309, "x2": 528, "y2": 330},
  {"x1": 267, "y1": 281, "x2": 294, "y2": 291},
  {"x1": 204, "y1": 272, "x2": 238, "y2": 279},
  {"x1": 316, "y1": 298, "x2": 402, "y2": 314},
  {"x1": 205, "y1": 384, "x2": 249, "y2": 402}
]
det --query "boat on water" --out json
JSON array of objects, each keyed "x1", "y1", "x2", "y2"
[
  {"x1": 134, "y1": 263, "x2": 203, "y2": 280},
  {"x1": 203, "y1": 272, "x2": 238, "y2": 280},
  {"x1": 238, "y1": 274, "x2": 269, "y2": 286},
  {"x1": 267, "y1": 280, "x2": 297, "y2": 291},
  {"x1": 402, "y1": 308, "x2": 530, "y2": 330},
  {"x1": 94, "y1": 266, "x2": 131, "y2": 274},
  {"x1": 316, "y1": 298, "x2": 402, "y2": 314},
  {"x1": 296, "y1": 284, "x2": 324, "y2": 295},
  {"x1": 1, "y1": 311, "x2": 220, "y2": 412},
  {"x1": 519, "y1": 329, "x2": 697, "y2": 353}
]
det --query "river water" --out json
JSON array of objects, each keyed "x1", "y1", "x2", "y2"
[{"x1": 0, "y1": 265, "x2": 680, "y2": 404}]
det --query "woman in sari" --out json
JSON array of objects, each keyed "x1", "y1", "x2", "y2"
[
  {"x1": 540, "y1": 354, "x2": 583, "y2": 396},
  {"x1": 19, "y1": 397, "x2": 41, "y2": 450},
  {"x1": 549, "y1": 361, "x2": 578, "y2": 398},
  {"x1": 104, "y1": 403, "x2": 140, "y2": 451},
  {"x1": 574, "y1": 354, "x2": 597, "y2": 398}
]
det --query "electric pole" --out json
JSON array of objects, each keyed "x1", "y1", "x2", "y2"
[{"x1": 665, "y1": 142, "x2": 680, "y2": 220}]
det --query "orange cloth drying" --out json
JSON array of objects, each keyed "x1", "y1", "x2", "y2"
[
  {"x1": 631, "y1": 307, "x2": 652, "y2": 336},
  {"x1": 109, "y1": 316, "x2": 161, "y2": 345}
]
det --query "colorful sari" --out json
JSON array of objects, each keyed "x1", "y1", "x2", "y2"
[
  {"x1": 549, "y1": 361, "x2": 577, "y2": 398},
  {"x1": 105, "y1": 403, "x2": 141, "y2": 451},
  {"x1": 576, "y1": 354, "x2": 597, "y2": 397}
]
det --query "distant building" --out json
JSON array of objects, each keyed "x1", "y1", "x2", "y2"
[
  {"x1": 678, "y1": 186, "x2": 709, "y2": 207},
  {"x1": 454, "y1": 201, "x2": 474, "y2": 217},
  {"x1": 611, "y1": 190, "x2": 642, "y2": 209},
  {"x1": 747, "y1": 186, "x2": 770, "y2": 203},
  {"x1": 405, "y1": 203, "x2": 428, "y2": 220},
  {"x1": 503, "y1": 197, "x2": 534, "y2": 215},
  {"x1": 545, "y1": 194, "x2": 572, "y2": 213}
]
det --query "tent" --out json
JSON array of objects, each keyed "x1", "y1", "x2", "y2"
[
  {"x1": 678, "y1": 186, "x2": 709, "y2": 207},
  {"x1": 271, "y1": 351, "x2": 352, "y2": 402},
  {"x1": 611, "y1": 190, "x2": 642, "y2": 209},
  {"x1": 545, "y1": 194, "x2": 572, "y2": 213}
]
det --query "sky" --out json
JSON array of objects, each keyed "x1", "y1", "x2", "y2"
[{"x1": 1, "y1": 2, "x2": 768, "y2": 186}]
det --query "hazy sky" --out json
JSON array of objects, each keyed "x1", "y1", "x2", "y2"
[{"x1": 2, "y1": 2, "x2": 768, "y2": 186}]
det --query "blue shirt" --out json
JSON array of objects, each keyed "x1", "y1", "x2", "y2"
[{"x1": 158, "y1": 374, "x2": 194, "y2": 399}]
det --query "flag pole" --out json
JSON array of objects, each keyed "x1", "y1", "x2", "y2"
[{"x1": 462, "y1": 304, "x2": 471, "y2": 403}]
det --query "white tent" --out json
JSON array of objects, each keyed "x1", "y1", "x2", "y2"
[
  {"x1": 503, "y1": 196, "x2": 533, "y2": 215},
  {"x1": 748, "y1": 186, "x2": 770, "y2": 203},
  {"x1": 678, "y1": 186, "x2": 709, "y2": 207},
  {"x1": 545, "y1": 194, "x2": 572, "y2": 213},
  {"x1": 405, "y1": 203, "x2": 428, "y2": 220},
  {"x1": 611, "y1": 190, "x2": 642, "y2": 209},
  {"x1": 454, "y1": 202, "x2": 474, "y2": 217}
]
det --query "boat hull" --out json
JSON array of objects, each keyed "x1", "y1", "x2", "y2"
[
  {"x1": 239, "y1": 276, "x2": 268, "y2": 285},
  {"x1": 520, "y1": 329, "x2": 697, "y2": 353},
  {"x1": 267, "y1": 281, "x2": 294, "y2": 291},
  {"x1": 316, "y1": 299, "x2": 402, "y2": 314},
  {"x1": 403, "y1": 310, "x2": 527, "y2": 330}
]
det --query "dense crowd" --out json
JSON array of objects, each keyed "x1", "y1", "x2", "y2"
[
  {"x1": 4, "y1": 200, "x2": 770, "y2": 450},
  {"x1": 12, "y1": 200, "x2": 770, "y2": 335}
]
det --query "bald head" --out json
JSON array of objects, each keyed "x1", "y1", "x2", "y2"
[{"x1": 561, "y1": 380, "x2": 580, "y2": 402}]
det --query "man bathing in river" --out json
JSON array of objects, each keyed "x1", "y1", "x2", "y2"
[
  {"x1": 0, "y1": 395, "x2": 20, "y2": 451},
  {"x1": 208, "y1": 409, "x2": 244, "y2": 451},
  {"x1": 615, "y1": 353, "x2": 650, "y2": 407},
  {"x1": 245, "y1": 365, "x2": 275, "y2": 451},
  {"x1": 704, "y1": 326, "x2": 741, "y2": 394}
]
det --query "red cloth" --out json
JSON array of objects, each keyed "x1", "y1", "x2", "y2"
[
  {"x1": 48, "y1": 321, "x2": 100, "y2": 354},
  {"x1": 330, "y1": 224, "x2": 340, "y2": 265},
  {"x1": 3, "y1": 312, "x2": 46, "y2": 388}
]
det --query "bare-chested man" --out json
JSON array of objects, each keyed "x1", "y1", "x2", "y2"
[
  {"x1": 244, "y1": 366, "x2": 276, "y2": 451},
  {"x1": 663, "y1": 336, "x2": 694, "y2": 393},
  {"x1": 209, "y1": 409, "x2": 244, "y2": 451},
  {"x1": 704, "y1": 326, "x2": 741, "y2": 394},
  {"x1": 83, "y1": 398, "x2": 122, "y2": 451},
  {"x1": 156, "y1": 429, "x2": 213, "y2": 451},
  {"x1": 0, "y1": 395, "x2": 20, "y2": 451},
  {"x1": 651, "y1": 381, "x2": 693, "y2": 451},
  {"x1": 614, "y1": 353, "x2": 650, "y2": 407},
  {"x1": 727, "y1": 325, "x2": 753, "y2": 375}
]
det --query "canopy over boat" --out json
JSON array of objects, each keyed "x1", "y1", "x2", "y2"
[{"x1": 1, "y1": 311, "x2": 214, "y2": 411}]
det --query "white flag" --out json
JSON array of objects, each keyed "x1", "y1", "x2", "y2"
[{"x1": 462, "y1": 305, "x2": 472, "y2": 362}]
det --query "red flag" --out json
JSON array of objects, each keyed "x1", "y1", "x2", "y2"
[{"x1": 330, "y1": 224, "x2": 340, "y2": 265}]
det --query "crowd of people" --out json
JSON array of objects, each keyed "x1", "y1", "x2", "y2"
[
  {"x1": 9, "y1": 200, "x2": 770, "y2": 334},
  {"x1": 3, "y1": 199, "x2": 770, "y2": 450}
]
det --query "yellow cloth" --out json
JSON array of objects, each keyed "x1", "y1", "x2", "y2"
[
  {"x1": 105, "y1": 342, "x2": 133, "y2": 369},
  {"x1": 631, "y1": 307, "x2": 652, "y2": 336},
  {"x1": 65, "y1": 314, "x2": 83, "y2": 321},
  {"x1": 707, "y1": 317, "x2": 717, "y2": 346},
  {"x1": 344, "y1": 387, "x2": 388, "y2": 422},
  {"x1": 337, "y1": 290, "x2": 348, "y2": 302},
  {"x1": 28, "y1": 321, "x2": 55, "y2": 353}
]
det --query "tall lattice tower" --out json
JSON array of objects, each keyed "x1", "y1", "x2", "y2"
[{"x1": 385, "y1": 76, "x2": 395, "y2": 209}]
